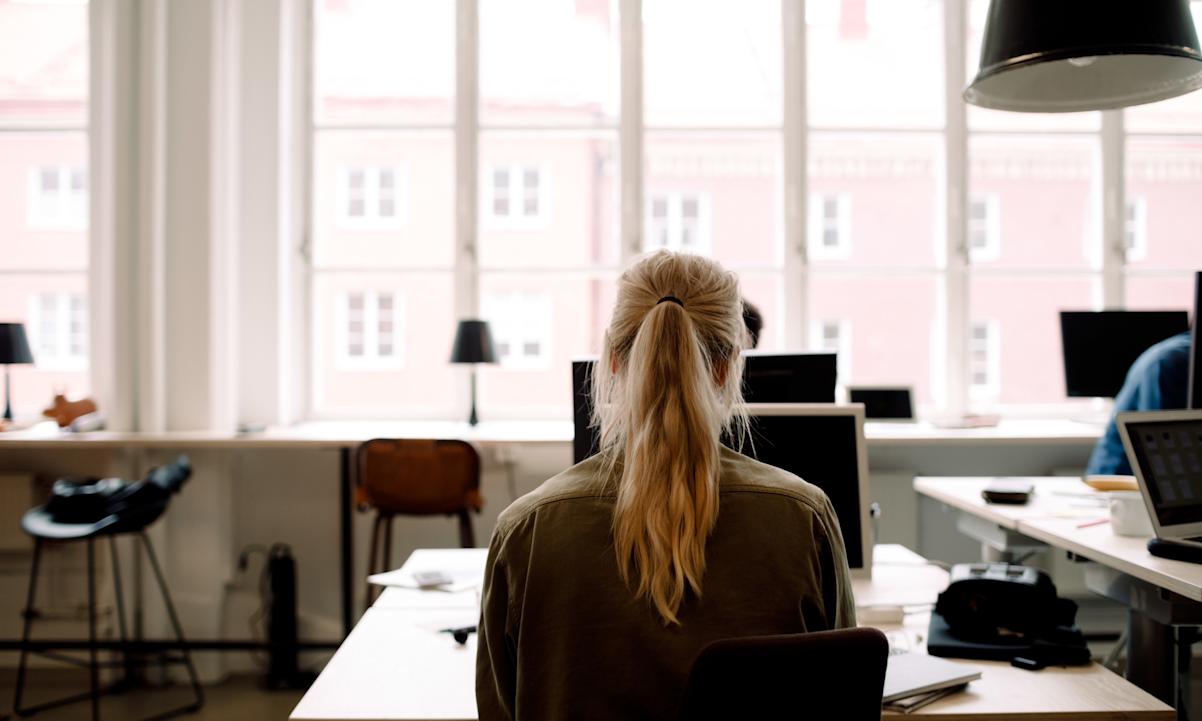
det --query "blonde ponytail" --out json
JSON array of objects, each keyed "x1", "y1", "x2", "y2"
[{"x1": 592, "y1": 251, "x2": 748, "y2": 625}]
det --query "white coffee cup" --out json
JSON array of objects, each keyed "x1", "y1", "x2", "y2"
[{"x1": 1109, "y1": 491, "x2": 1154, "y2": 537}]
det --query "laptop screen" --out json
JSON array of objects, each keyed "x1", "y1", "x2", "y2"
[{"x1": 1126, "y1": 418, "x2": 1202, "y2": 527}]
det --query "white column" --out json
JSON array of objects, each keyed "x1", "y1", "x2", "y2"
[
  {"x1": 1101, "y1": 110, "x2": 1126, "y2": 310},
  {"x1": 942, "y1": 0, "x2": 969, "y2": 418}
]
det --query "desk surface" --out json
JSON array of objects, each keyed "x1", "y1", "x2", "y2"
[
  {"x1": 0, "y1": 418, "x2": 1100, "y2": 450},
  {"x1": 915, "y1": 477, "x2": 1202, "y2": 603},
  {"x1": 291, "y1": 546, "x2": 1171, "y2": 721}
]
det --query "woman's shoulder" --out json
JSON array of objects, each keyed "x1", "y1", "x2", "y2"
[
  {"x1": 717, "y1": 446, "x2": 834, "y2": 514},
  {"x1": 493, "y1": 453, "x2": 616, "y2": 540}
]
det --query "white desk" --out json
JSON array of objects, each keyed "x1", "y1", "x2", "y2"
[{"x1": 291, "y1": 546, "x2": 1171, "y2": 721}]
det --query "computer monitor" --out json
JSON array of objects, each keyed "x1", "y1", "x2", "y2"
[
  {"x1": 572, "y1": 353, "x2": 838, "y2": 464},
  {"x1": 738, "y1": 403, "x2": 872, "y2": 577},
  {"x1": 1059, "y1": 310, "x2": 1190, "y2": 398},
  {"x1": 848, "y1": 387, "x2": 914, "y2": 420}
]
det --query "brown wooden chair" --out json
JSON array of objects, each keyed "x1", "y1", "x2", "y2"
[{"x1": 357, "y1": 439, "x2": 484, "y2": 608}]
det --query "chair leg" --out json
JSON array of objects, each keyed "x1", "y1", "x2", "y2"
[
  {"x1": 366, "y1": 514, "x2": 385, "y2": 610},
  {"x1": 13, "y1": 538, "x2": 44, "y2": 715},
  {"x1": 458, "y1": 510, "x2": 475, "y2": 548},
  {"x1": 87, "y1": 538, "x2": 101, "y2": 721},
  {"x1": 138, "y1": 532, "x2": 205, "y2": 717},
  {"x1": 382, "y1": 516, "x2": 393, "y2": 575}
]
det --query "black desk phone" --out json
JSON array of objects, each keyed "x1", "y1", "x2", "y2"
[{"x1": 981, "y1": 479, "x2": 1033, "y2": 505}]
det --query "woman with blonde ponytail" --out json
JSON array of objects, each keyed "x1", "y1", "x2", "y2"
[{"x1": 477, "y1": 251, "x2": 855, "y2": 721}]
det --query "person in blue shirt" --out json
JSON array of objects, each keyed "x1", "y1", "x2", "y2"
[{"x1": 1086, "y1": 331, "x2": 1192, "y2": 475}]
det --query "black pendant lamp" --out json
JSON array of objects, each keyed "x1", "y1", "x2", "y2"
[{"x1": 965, "y1": 0, "x2": 1202, "y2": 113}]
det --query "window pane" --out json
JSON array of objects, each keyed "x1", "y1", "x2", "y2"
[
  {"x1": 809, "y1": 132, "x2": 940, "y2": 268},
  {"x1": 314, "y1": 0, "x2": 453, "y2": 125},
  {"x1": 644, "y1": 0, "x2": 781, "y2": 127},
  {"x1": 970, "y1": 275, "x2": 1098, "y2": 407},
  {"x1": 1124, "y1": 3, "x2": 1202, "y2": 133},
  {"x1": 313, "y1": 131, "x2": 451, "y2": 267},
  {"x1": 479, "y1": 132, "x2": 619, "y2": 269},
  {"x1": 0, "y1": 1, "x2": 88, "y2": 128},
  {"x1": 809, "y1": 274, "x2": 938, "y2": 407},
  {"x1": 480, "y1": 0, "x2": 617, "y2": 127},
  {"x1": 969, "y1": 135, "x2": 1100, "y2": 271},
  {"x1": 1125, "y1": 137, "x2": 1202, "y2": 271},
  {"x1": 1125, "y1": 274, "x2": 1197, "y2": 311},
  {"x1": 313, "y1": 273, "x2": 454, "y2": 416},
  {"x1": 807, "y1": 0, "x2": 943, "y2": 129},
  {"x1": 646, "y1": 131, "x2": 781, "y2": 268},
  {"x1": 478, "y1": 272, "x2": 617, "y2": 418},
  {"x1": 965, "y1": 0, "x2": 1098, "y2": 132}
]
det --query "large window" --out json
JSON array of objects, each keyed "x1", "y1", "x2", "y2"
[
  {"x1": 307, "y1": 0, "x2": 1202, "y2": 420},
  {"x1": 0, "y1": 1, "x2": 90, "y2": 418}
]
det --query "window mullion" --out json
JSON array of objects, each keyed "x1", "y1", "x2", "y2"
[
  {"x1": 455, "y1": 0, "x2": 479, "y2": 319},
  {"x1": 1101, "y1": 110, "x2": 1126, "y2": 309},
  {"x1": 782, "y1": 0, "x2": 806, "y2": 350},
  {"x1": 943, "y1": 0, "x2": 969, "y2": 417},
  {"x1": 620, "y1": 0, "x2": 642, "y2": 265}
]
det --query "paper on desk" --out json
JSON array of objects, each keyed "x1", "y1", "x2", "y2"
[{"x1": 368, "y1": 567, "x2": 482, "y2": 593}]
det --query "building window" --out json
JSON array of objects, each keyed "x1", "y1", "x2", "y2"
[
  {"x1": 27, "y1": 165, "x2": 87, "y2": 230},
  {"x1": 28, "y1": 293, "x2": 87, "y2": 370},
  {"x1": 1125, "y1": 196, "x2": 1147, "y2": 262},
  {"x1": 968, "y1": 194, "x2": 1000, "y2": 262},
  {"x1": 810, "y1": 319, "x2": 852, "y2": 383},
  {"x1": 336, "y1": 291, "x2": 404, "y2": 369},
  {"x1": 486, "y1": 165, "x2": 545, "y2": 224},
  {"x1": 645, "y1": 192, "x2": 709, "y2": 254},
  {"x1": 808, "y1": 193, "x2": 851, "y2": 259},
  {"x1": 337, "y1": 166, "x2": 406, "y2": 228},
  {"x1": 484, "y1": 291, "x2": 552, "y2": 369},
  {"x1": 969, "y1": 321, "x2": 1000, "y2": 399}
]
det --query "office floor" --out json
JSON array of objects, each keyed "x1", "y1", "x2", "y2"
[{"x1": 0, "y1": 670, "x2": 304, "y2": 721}]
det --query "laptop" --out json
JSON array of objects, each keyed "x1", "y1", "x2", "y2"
[
  {"x1": 883, "y1": 652, "x2": 981, "y2": 705},
  {"x1": 1117, "y1": 410, "x2": 1202, "y2": 551}
]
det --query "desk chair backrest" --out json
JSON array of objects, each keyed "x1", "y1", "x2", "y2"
[
  {"x1": 679, "y1": 627, "x2": 888, "y2": 721},
  {"x1": 357, "y1": 439, "x2": 483, "y2": 515}
]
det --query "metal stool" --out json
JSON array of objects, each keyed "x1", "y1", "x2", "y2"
[{"x1": 14, "y1": 486, "x2": 203, "y2": 721}]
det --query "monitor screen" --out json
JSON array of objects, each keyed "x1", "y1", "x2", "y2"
[
  {"x1": 1190, "y1": 272, "x2": 1200, "y2": 410},
  {"x1": 1060, "y1": 311, "x2": 1190, "y2": 398},
  {"x1": 1123, "y1": 416, "x2": 1202, "y2": 528},
  {"x1": 849, "y1": 387, "x2": 914, "y2": 420},
  {"x1": 733, "y1": 408, "x2": 868, "y2": 571},
  {"x1": 572, "y1": 353, "x2": 838, "y2": 464}
]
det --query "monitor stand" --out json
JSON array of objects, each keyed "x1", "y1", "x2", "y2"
[{"x1": 1147, "y1": 538, "x2": 1202, "y2": 564}]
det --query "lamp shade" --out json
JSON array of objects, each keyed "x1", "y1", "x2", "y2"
[
  {"x1": 0, "y1": 323, "x2": 34, "y2": 365},
  {"x1": 450, "y1": 319, "x2": 497, "y2": 364},
  {"x1": 965, "y1": 0, "x2": 1202, "y2": 112}
]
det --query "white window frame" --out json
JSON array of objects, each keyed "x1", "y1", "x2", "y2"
[
  {"x1": 27, "y1": 165, "x2": 88, "y2": 231},
  {"x1": 335, "y1": 291, "x2": 406, "y2": 371},
  {"x1": 807, "y1": 192, "x2": 852, "y2": 260},
  {"x1": 483, "y1": 291, "x2": 553, "y2": 371},
  {"x1": 644, "y1": 191, "x2": 711, "y2": 255},
  {"x1": 968, "y1": 320, "x2": 1000, "y2": 401},
  {"x1": 483, "y1": 164, "x2": 548, "y2": 228},
  {"x1": 968, "y1": 193, "x2": 1000, "y2": 262},
  {"x1": 1125, "y1": 195, "x2": 1148, "y2": 262},
  {"x1": 300, "y1": 0, "x2": 1183, "y2": 421},
  {"x1": 336, "y1": 165, "x2": 407, "y2": 229},
  {"x1": 809, "y1": 319, "x2": 852, "y2": 384},
  {"x1": 27, "y1": 293, "x2": 88, "y2": 371}
]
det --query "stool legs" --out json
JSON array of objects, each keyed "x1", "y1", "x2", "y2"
[
  {"x1": 13, "y1": 538, "x2": 44, "y2": 714},
  {"x1": 138, "y1": 532, "x2": 205, "y2": 716},
  {"x1": 87, "y1": 538, "x2": 100, "y2": 721},
  {"x1": 457, "y1": 510, "x2": 475, "y2": 548},
  {"x1": 108, "y1": 536, "x2": 134, "y2": 687}
]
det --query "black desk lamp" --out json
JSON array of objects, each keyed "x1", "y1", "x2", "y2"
[
  {"x1": 450, "y1": 319, "x2": 497, "y2": 426},
  {"x1": 0, "y1": 323, "x2": 35, "y2": 422}
]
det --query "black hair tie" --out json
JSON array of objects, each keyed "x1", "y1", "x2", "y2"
[{"x1": 657, "y1": 296, "x2": 684, "y2": 307}]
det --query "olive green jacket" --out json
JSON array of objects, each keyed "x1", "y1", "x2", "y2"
[{"x1": 476, "y1": 446, "x2": 857, "y2": 721}]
